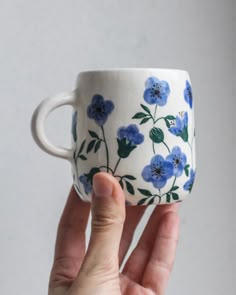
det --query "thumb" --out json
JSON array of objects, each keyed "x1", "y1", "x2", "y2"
[{"x1": 80, "y1": 172, "x2": 126, "y2": 277}]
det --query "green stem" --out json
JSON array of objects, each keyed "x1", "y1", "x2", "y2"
[
  {"x1": 162, "y1": 176, "x2": 176, "y2": 197},
  {"x1": 98, "y1": 166, "x2": 114, "y2": 174},
  {"x1": 101, "y1": 125, "x2": 109, "y2": 173},
  {"x1": 113, "y1": 157, "x2": 121, "y2": 175},
  {"x1": 162, "y1": 141, "x2": 170, "y2": 153},
  {"x1": 154, "y1": 116, "x2": 165, "y2": 124},
  {"x1": 152, "y1": 141, "x2": 156, "y2": 154}
]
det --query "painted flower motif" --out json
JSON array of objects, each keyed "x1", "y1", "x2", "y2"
[
  {"x1": 71, "y1": 111, "x2": 77, "y2": 141},
  {"x1": 166, "y1": 146, "x2": 187, "y2": 177},
  {"x1": 142, "y1": 155, "x2": 173, "y2": 189},
  {"x1": 87, "y1": 94, "x2": 114, "y2": 126},
  {"x1": 144, "y1": 76, "x2": 170, "y2": 106},
  {"x1": 183, "y1": 169, "x2": 195, "y2": 192},
  {"x1": 118, "y1": 124, "x2": 144, "y2": 145},
  {"x1": 117, "y1": 124, "x2": 144, "y2": 158},
  {"x1": 79, "y1": 174, "x2": 92, "y2": 194},
  {"x1": 184, "y1": 80, "x2": 193, "y2": 109},
  {"x1": 168, "y1": 112, "x2": 189, "y2": 142}
]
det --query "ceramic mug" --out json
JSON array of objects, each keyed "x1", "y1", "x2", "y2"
[{"x1": 31, "y1": 68, "x2": 196, "y2": 206}]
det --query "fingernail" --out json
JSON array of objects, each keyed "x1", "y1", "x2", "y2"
[{"x1": 93, "y1": 174, "x2": 113, "y2": 198}]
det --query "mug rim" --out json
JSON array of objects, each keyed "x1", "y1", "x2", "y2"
[{"x1": 78, "y1": 67, "x2": 189, "y2": 76}]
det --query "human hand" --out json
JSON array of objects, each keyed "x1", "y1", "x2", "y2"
[{"x1": 49, "y1": 172, "x2": 180, "y2": 295}]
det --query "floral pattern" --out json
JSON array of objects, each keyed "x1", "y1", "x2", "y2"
[
  {"x1": 72, "y1": 75, "x2": 195, "y2": 205},
  {"x1": 183, "y1": 169, "x2": 195, "y2": 192},
  {"x1": 184, "y1": 80, "x2": 193, "y2": 109},
  {"x1": 144, "y1": 77, "x2": 170, "y2": 106},
  {"x1": 166, "y1": 146, "x2": 187, "y2": 177},
  {"x1": 87, "y1": 94, "x2": 114, "y2": 126},
  {"x1": 117, "y1": 124, "x2": 144, "y2": 158},
  {"x1": 168, "y1": 112, "x2": 189, "y2": 142},
  {"x1": 142, "y1": 155, "x2": 173, "y2": 189}
]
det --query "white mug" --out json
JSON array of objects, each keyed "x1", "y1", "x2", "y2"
[{"x1": 31, "y1": 68, "x2": 196, "y2": 205}]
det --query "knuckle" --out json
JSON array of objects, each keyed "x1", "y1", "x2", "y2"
[
  {"x1": 49, "y1": 257, "x2": 80, "y2": 288},
  {"x1": 92, "y1": 210, "x2": 125, "y2": 229}
]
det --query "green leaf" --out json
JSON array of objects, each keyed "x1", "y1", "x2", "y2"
[
  {"x1": 123, "y1": 175, "x2": 136, "y2": 180},
  {"x1": 126, "y1": 181, "x2": 135, "y2": 195},
  {"x1": 148, "y1": 197, "x2": 155, "y2": 205},
  {"x1": 165, "y1": 115, "x2": 175, "y2": 120},
  {"x1": 172, "y1": 192, "x2": 179, "y2": 200},
  {"x1": 180, "y1": 126, "x2": 188, "y2": 142},
  {"x1": 184, "y1": 164, "x2": 190, "y2": 177},
  {"x1": 149, "y1": 127, "x2": 164, "y2": 143},
  {"x1": 140, "y1": 117, "x2": 151, "y2": 125},
  {"x1": 79, "y1": 155, "x2": 87, "y2": 160},
  {"x1": 137, "y1": 198, "x2": 147, "y2": 205},
  {"x1": 94, "y1": 140, "x2": 102, "y2": 153},
  {"x1": 138, "y1": 188, "x2": 152, "y2": 197},
  {"x1": 78, "y1": 139, "x2": 86, "y2": 155},
  {"x1": 87, "y1": 139, "x2": 96, "y2": 153},
  {"x1": 171, "y1": 186, "x2": 179, "y2": 191},
  {"x1": 166, "y1": 193, "x2": 171, "y2": 203},
  {"x1": 141, "y1": 104, "x2": 151, "y2": 114},
  {"x1": 119, "y1": 179, "x2": 124, "y2": 189},
  {"x1": 132, "y1": 112, "x2": 147, "y2": 119},
  {"x1": 164, "y1": 118, "x2": 171, "y2": 128},
  {"x1": 88, "y1": 130, "x2": 99, "y2": 139}
]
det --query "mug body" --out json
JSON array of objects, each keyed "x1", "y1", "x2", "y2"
[{"x1": 71, "y1": 69, "x2": 196, "y2": 205}]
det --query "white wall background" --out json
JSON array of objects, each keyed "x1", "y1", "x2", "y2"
[{"x1": 0, "y1": 0, "x2": 235, "y2": 294}]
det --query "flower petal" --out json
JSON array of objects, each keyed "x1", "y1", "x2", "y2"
[
  {"x1": 144, "y1": 88, "x2": 158, "y2": 104},
  {"x1": 156, "y1": 94, "x2": 168, "y2": 106},
  {"x1": 142, "y1": 165, "x2": 153, "y2": 182},
  {"x1": 92, "y1": 94, "x2": 104, "y2": 104},
  {"x1": 152, "y1": 176, "x2": 167, "y2": 189},
  {"x1": 104, "y1": 100, "x2": 114, "y2": 114},
  {"x1": 134, "y1": 133, "x2": 144, "y2": 144},
  {"x1": 163, "y1": 161, "x2": 174, "y2": 178},
  {"x1": 160, "y1": 80, "x2": 170, "y2": 96},
  {"x1": 145, "y1": 76, "x2": 159, "y2": 89},
  {"x1": 172, "y1": 146, "x2": 181, "y2": 156},
  {"x1": 151, "y1": 154, "x2": 165, "y2": 166},
  {"x1": 169, "y1": 126, "x2": 181, "y2": 136}
]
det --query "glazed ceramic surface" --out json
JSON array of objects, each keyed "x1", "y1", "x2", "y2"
[{"x1": 31, "y1": 69, "x2": 196, "y2": 205}]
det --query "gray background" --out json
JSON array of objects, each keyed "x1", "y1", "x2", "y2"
[{"x1": 0, "y1": 0, "x2": 235, "y2": 294}]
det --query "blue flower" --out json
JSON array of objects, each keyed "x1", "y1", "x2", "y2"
[
  {"x1": 144, "y1": 76, "x2": 170, "y2": 106},
  {"x1": 87, "y1": 94, "x2": 114, "y2": 126},
  {"x1": 142, "y1": 155, "x2": 173, "y2": 189},
  {"x1": 79, "y1": 174, "x2": 92, "y2": 194},
  {"x1": 184, "y1": 80, "x2": 193, "y2": 109},
  {"x1": 117, "y1": 124, "x2": 144, "y2": 145},
  {"x1": 168, "y1": 112, "x2": 189, "y2": 142},
  {"x1": 71, "y1": 111, "x2": 77, "y2": 141},
  {"x1": 166, "y1": 146, "x2": 187, "y2": 177},
  {"x1": 183, "y1": 169, "x2": 195, "y2": 192},
  {"x1": 117, "y1": 124, "x2": 144, "y2": 158}
]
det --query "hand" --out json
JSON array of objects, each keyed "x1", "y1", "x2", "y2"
[{"x1": 49, "y1": 172, "x2": 179, "y2": 295}]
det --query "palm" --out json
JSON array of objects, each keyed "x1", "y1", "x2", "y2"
[{"x1": 49, "y1": 188, "x2": 179, "y2": 295}]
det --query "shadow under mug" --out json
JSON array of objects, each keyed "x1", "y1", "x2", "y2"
[{"x1": 31, "y1": 68, "x2": 196, "y2": 206}]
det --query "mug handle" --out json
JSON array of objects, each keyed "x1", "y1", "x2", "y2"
[{"x1": 31, "y1": 91, "x2": 76, "y2": 160}]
